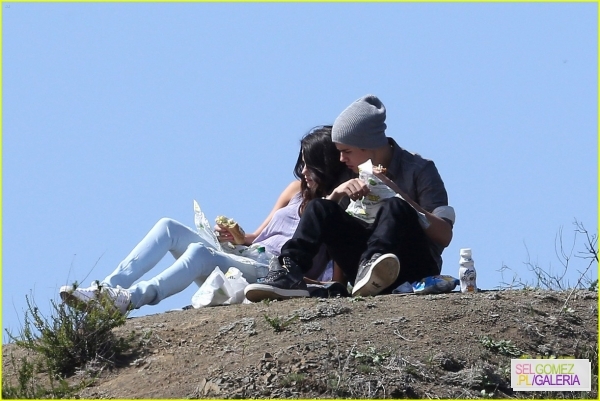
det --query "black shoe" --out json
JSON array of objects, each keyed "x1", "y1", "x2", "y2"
[
  {"x1": 352, "y1": 253, "x2": 400, "y2": 297},
  {"x1": 244, "y1": 256, "x2": 309, "y2": 302}
]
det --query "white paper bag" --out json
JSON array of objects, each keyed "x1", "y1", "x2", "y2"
[
  {"x1": 191, "y1": 267, "x2": 249, "y2": 308},
  {"x1": 223, "y1": 267, "x2": 249, "y2": 305}
]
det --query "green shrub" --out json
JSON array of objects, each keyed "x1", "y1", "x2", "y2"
[
  {"x1": 3, "y1": 292, "x2": 140, "y2": 398},
  {"x1": 2, "y1": 353, "x2": 87, "y2": 399},
  {"x1": 263, "y1": 313, "x2": 299, "y2": 332},
  {"x1": 479, "y1": 335, "x2": 522, "y2": 357}
]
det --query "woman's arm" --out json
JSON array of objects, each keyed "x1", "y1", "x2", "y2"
[
  {"x1": 246, "y1": 180, "x2": 301, "y2": 245},
  {"x1": 215, "y1": 181, "x2": 301, "y2": 245},
  {"x1": 373, "y1": 171, "x2": 453, "y2": 248}
]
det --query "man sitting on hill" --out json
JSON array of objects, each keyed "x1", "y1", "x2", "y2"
[{"x1": 245, "y1": 94, "x2": 455, "y2": 301}]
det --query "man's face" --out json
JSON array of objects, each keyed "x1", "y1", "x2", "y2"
[{"x1": 335, "y1": 143, "x2": 371, "y2": 173}]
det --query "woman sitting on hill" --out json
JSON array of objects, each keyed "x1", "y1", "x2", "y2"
[{"x1": 59, "y1": 126, "x2": 348, "y2": 314}]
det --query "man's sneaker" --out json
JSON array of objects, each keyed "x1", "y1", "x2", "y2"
[
  {"x1": 244, "y1": 256, "x2": 309, "y2": 302},
  {"x1": 59, "y1": 282, "x2": 131, "y2": 314},
  {"x1": 352, "y1": 253, "x2": 400, "y2": 297},
  {"x1": 59, "y1": 281, "x2": 100, "y2": 311}
]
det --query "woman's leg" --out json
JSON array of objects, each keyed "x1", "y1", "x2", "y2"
[
  {"x1": 127, "y1": 243, "x2": 268, "y2": 308},
  {"x1": 102, "y1": 218, "x2": 203, "y2": 289}
]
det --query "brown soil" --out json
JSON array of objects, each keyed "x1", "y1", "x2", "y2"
[{"x1": 2, "y1": 289, "x2": 598, "y2": 399}]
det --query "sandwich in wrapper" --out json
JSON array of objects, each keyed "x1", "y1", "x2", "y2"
[
  {"x1": 345, "y1": 159, "x2": 431, "y2": 228},
  {"x1": 345, "y1": 159, "x2": 397, "y2": 224},
  {"x1": 193, "y1": 200, "x2": 272, "y2": 271},
  {"x1": 215, "y1": 215, "x2": 246, "y2": 245}
]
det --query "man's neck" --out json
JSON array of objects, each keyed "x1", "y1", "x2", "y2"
[{"x1": 371, "y1": 143, "x2": 393, "y2": 168}]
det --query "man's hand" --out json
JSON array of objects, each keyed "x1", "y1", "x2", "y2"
[{"x1": 327, "y1": 178, "x2": 370, "y2": 202}]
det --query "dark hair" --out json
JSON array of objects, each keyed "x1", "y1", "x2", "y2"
[{"x1": 293, "y1": 125, "x2": 347, "y2": 214}]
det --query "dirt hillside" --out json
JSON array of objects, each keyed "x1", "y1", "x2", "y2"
[{"x1": 2, "y1": 289, "x2": 598, "y2": 399}]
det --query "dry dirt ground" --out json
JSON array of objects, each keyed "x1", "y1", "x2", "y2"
[{"x1": 2, "y1": 289, "x2": 598, "y2": 399}]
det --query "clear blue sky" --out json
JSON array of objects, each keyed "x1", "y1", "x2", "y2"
[{"x1": 2, "y1": 2, "x2": 597, "y2": 340}]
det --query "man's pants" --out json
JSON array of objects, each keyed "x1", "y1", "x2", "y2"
[{"x1": 281, "y1": 197, "x2": 439, "y2": 291}]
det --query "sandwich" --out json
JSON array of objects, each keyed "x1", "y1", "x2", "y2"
[
  {"x1": 373, "y1": 164, "x2": 387, "y2": 175},
  {"x1": 215, "y1": 215, "x2": 246, "y2": 245}
]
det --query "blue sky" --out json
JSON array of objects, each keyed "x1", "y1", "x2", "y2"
[{"x1": 2, "y1": 2, "x2": 597, "y2": 339}]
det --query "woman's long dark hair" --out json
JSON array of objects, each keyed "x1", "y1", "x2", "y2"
[{"x1": 293, "y1": 125, "x2": 347, "y2": 214}]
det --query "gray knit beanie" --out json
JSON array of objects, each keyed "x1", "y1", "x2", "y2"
[{"x1": 332, "y1": 94, "x2": 388, "y2": 149}]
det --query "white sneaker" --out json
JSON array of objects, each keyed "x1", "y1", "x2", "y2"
[
  {"x1": 59, "y1": 281, "x2": 100, "y2": 310},
  {"x1": 352, "y1": 253, "x2": 400, "y2": 297},
  {"x1": 59, "y1": 282, "x2": 131, "y2": 314},
  {"x1": 100, "y1": 286, "x2": 132, "y2": 315}
]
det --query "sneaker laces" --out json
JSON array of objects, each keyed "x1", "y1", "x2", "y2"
[
  {"x1": 258, "y1": 258, "x2": 288, "y2": 282},
  {"x1": 262, "y1": 267, "x2": 286, "y2": 281},
  {"x1": 101, "y1": 286, "x2": 131, "y2": 314},
  {"x1": 69, "y1": 282, "x2": 100, "y2": 299},
  {"x1": 59, "y1": 281, "x2": 102, "y2": 309},
  {"x1": 280, "y1": 257, "x2": 295, "y2": 272}
]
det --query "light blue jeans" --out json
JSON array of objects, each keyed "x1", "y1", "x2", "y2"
[{"x1": 102, "y1": 218, "x2": 269, "y2": 309}]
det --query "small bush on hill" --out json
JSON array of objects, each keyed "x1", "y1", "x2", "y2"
[{"x1": 3, "y1": 291, "x2": 140, "y2": 399}]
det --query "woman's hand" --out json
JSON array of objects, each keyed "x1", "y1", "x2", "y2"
[
  {"x1": 214, "y1": 225, "x2": 257, "y2": 245},
  {"x1": 214, "y1": 225, "x2": 234, "y2": 243}
]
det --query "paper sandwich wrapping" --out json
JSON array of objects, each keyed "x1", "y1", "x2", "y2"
[{"x1": 215, "y1": 215, "x2": 246, "y2": 245}]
